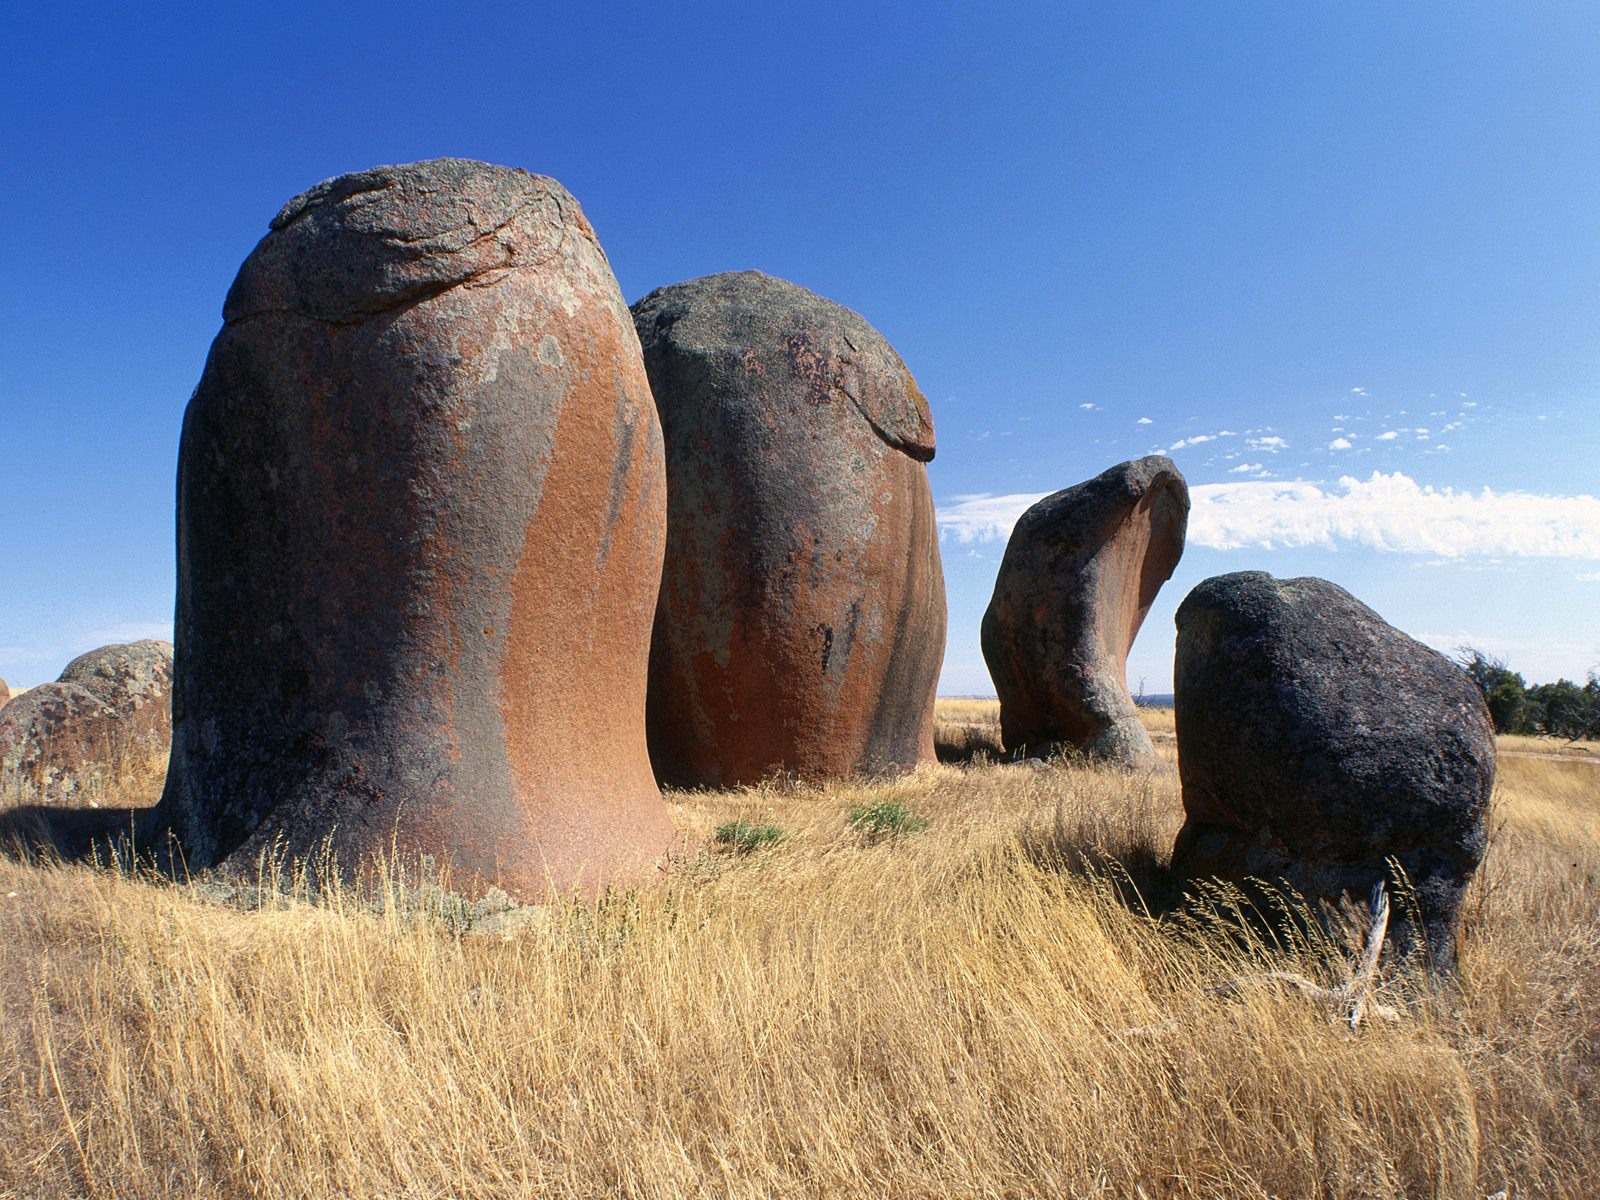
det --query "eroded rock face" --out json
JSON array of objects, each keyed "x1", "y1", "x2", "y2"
[
  {"x1": 157, "y1": 158, "x2": 676, "y2": 898},
  {"x1": 633, "y1": 271, "x2": 946, "y2": 787},
  {"x1": 1171, "y1": 572, "x2": 1495, "y2": 970},
  {"x1": 0, "y1": 641, "x2": 173, "y2": 803},
  {"x1": 980, "y1": 457, "x2": 1188, "y2": 765}
]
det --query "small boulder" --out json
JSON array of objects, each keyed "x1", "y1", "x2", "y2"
[
  {"x1": 0, "y1": 641, "x2": 173, "y2": 803},
  {"x1": 1171, "y1": 572, "x2": 1495, "y2": 970},
  {"x1": 981, "y1": 457, "x2": 1188, "y2": 765},
  {"x1": 633, "y1": 271, "x2": 946, "y2": 787}
]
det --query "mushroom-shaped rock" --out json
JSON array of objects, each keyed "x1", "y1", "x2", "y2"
[
  {"x1": 1171, "y1": 572, "x2": 1495, "y2": 970},
  {"x1": 156, "y1": 158, "x2": 676, "y2": 899},
  {"x1": 633, "y1": 271, "x2": 946, "y2": 787},
  {"x1": 980, "y1": 457, "x2": 1188, "y2": 765},
  {"x1": 0, "y1": 641, "x2": 173, "y2": 803}
]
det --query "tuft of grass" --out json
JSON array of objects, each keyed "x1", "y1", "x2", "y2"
[
  {"x1": 848, "y1": 800, "x2": 929, "y2": 839},
  {"x1": 713, "y1": 818, "x2": 786, "y2": 854}
]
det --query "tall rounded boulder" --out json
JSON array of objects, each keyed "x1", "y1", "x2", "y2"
[
  {"x1": 633, "y1": 271, "x2": 946, "y2": 787},
  {"x1": 157, "y1": 159, "x2": 677, "y2": 898},
  {"x1": 1172, "y1": 572, "x2": 1495, "y2": 969},
  {"x1": 981, "y1": 456, "x2": 1188, "y2": 765}
]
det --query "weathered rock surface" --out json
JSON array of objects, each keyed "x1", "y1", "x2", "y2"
[
  {"x1": 981, "y1": 457, "x2": 1188, "y2": 765},
  {"x1": 156, "y1": 158, "x2": 677, "y2": 899},
  {"x1": 0, "y1": 677, "x2": 9, "y2": 702},
  {"x1": 0, "y1": 641, "x2": 173, "y2": 803},
  {"x1": 1171, "y1": 572, "x2": 1495, "y2": 969},
  {"x1": 633, "y1": 271, "x2": 946, "y2": 787}
]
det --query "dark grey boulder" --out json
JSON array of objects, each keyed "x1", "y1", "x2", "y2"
[
  {"x1": 1171, "y1": 571, "x2": 1495, "y2": 970},
  {"x1": 981, "y1": 456, "x2": 1188, "y2": 765}
]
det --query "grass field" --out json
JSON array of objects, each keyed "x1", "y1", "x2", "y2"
[{"x1": 1, "y1": 704, "x2": 1596, "y2": 1197}]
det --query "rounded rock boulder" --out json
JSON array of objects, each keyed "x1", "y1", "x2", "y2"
[
  {"x1": 157, "y1": 158, "x2": 677, "y2": 898},
  {"x1": 1171, "y1": 571, "x2": 1495, "y2": 969},
  {"x1": 633, "y1": 271, "x2": 946, "y2": 787}
]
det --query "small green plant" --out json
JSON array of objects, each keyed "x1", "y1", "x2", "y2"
[
  {"x1": 714, "y1": 819, "x2": 787, "y2": 855},
  {"x1": 848, "y1": 801, "x2": 929, "y2": 840}
]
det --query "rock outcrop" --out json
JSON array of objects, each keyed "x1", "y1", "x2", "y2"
[
  {"x1": 981, "y1": 457, "x2": 1188, "y2": 765},
  {"x1": 633, "y1": 271, "x2": 946, "y2": 786},
  {"x1": 157, "y1": 158, "x2": 677, "y2": 898},
  {"x1": 1171, "y1": 571, "x2": 1495, "y2": 969},
  {"x1": 0, "y1": 640, "x2": 173, "y2": 803}
]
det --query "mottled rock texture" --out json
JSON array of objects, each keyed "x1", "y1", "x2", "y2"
[
  {"x1": 1171, "y1": 572, "x2": 1495, "y2": 969},
  {"x1": 981, "y1": 456, "x2": 1188, "y2": 765},
  {"x1": 633, "y1": 271, "x2": 946, "y2": 787},
  {"x1": 157, "y1": 158, "x2": 676, "y2": 898},
  {"x1": 0, "y1": 641, "x2": 173, "y2": 803}
]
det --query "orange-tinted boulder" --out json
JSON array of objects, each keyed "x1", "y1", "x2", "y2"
[
  {"x1": 0, "y1": 640, "x2": 173, "y2": 803},
  {"x1": 157, "y1": 159, "x2": 676, "y2": 898},
  {"x1": 633, "y1": 271, "x2": 946, "y2": 787},
  {"x1": 981, "y1": 457, "x2": 1188, "y2": 765}
]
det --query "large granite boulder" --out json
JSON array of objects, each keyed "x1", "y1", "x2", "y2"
[
  {"x1": 0, "y1": 640, "x2": 173, "y2": 803},
  {"x1": 633, "y1": 271, "x2": 946, "y2": 787},
  {"x1": 1171, "y1": 572, "x2": 1495, "y2": 969},
  {"x1": 981, "y1": 457, "x2": 1188, "y2": 765},
  {"x1": 156, "y1": 158, "x2": 677, "y2": 899}
]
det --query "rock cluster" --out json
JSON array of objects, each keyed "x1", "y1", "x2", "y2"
[
  {"x1": 981, "y1": 456, "x2": 1188, "y2": 765},
  {"x1": 0, "y1": 641, "x2": 173, "y2": 803},
  {"x1": 1170, "y1": 572, "x2": 1495, "y2": 969},
  {"x1": 633, "y1": 271, "x2": 946, "y2": 787},
  {"x1": 157, "y1": 158, "x2": 677, "y2": 899}
]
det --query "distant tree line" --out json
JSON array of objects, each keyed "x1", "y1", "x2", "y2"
[{"x1": 1457, "y1": 648, "x2": 1600, "y2": 740}]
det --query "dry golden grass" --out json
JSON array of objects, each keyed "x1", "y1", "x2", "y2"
[{"x1": 0, "y1": 741, "x2": 1595, "y2": 1197}]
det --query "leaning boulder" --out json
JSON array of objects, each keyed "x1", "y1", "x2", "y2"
[
  {"x1": 981, "y1": 457, "x2": 1188, "y2": 765},
  {"x1": 157, "y1": 158, "x2": 677, "y2": 898},
  {"x1": 0, "y1": 641, "x2": 173, "y2": 803},
  {"x1": 1171, "y1": 572, "x2": 1495, "y2": 970},
  {"x1": 633, "y1": 271, "x2": 946, "y2": 787}
]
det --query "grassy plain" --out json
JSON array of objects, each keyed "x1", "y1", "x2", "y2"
[{"x1": 0, "y1": 703, "x2": 1596, "y2": 1198}]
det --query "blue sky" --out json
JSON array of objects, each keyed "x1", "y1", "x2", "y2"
[{"x1": 2, "y1": 1, "x2": 1597, "y2": 693}]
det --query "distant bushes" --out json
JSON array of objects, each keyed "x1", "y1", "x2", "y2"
[{"x1": 1458, "y1": 648, "x2": 1600, "y2": 739}]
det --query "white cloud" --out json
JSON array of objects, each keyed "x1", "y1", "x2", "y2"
[
  {"x1": 1249, "y1": 436, "x2": 1288, "y2": 452},
  {"x1": 1168, "y1": 434, "x2": 1217, "y2": 451},
  {"x1": 936, "y1": 471, "x2": 1600, "y2": 561},
  {"x1": 1350, "y1": 387, "x2": 1368, "y2": 395},
  {"x1": 1136, "y1": 416, "x2": 1152, "y2": 425},
  {"x1": 1329, "y1": 437, "x2": 1354, "y2": 450},
  {"x1": 1375, "y1": 431, "x2": 1399, "y2": 441},
  {"x1": 1229, "y1": 462, "x2": 1264, "y2": 474},
  {"x1": 1579, "y1": 571, "x2": 1600, "y2": 583},
  {"x1": 1080, "y1": 403, "x2": 1098, "y2": 410}
]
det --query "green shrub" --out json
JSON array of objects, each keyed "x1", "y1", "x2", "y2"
[
  {"x1": 848, "y1": 801, "x2": 929, "y2": 840},
  {"x1": 713, "y1": 820, "x2": 786, "y2": 855}
]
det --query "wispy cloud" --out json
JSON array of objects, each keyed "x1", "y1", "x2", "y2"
[
  {"x1": 1080, "y1": 402, "x2": 1098, "y2": 410},
  {"x1": 1136, "y1": 416, "x2": 1152, "y2": 425},
  {"x1": 1329, "y1": 437, "x2": 1354, "y2": 451},
  {"x1": 1249, "y1": 435, "x2": 1287, "y2": 452},
  {"x1": 936, "y1": 471, "x2": 1600, "y2": 560}
]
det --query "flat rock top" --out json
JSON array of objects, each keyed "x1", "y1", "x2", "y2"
[
  {"x1": 224, "y1": 158, "x2": 596, "y2": 325},
  {"x1": 632, "y1": 270, "x2": 935, "y2": 461}
]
